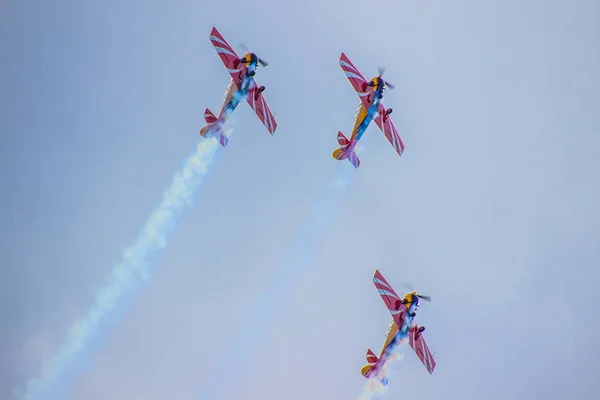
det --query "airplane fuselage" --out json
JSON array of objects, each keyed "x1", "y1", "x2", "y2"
[
  {"x1": 347, "y1": 83, "x2": 385, "y2": 148},
  {"x1": 219, "y1": 60, "x2": 258, "y2": 121}
]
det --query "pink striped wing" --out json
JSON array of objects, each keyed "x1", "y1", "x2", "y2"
[
  {"x1": 409, "y1": 327, "x2": 437, "y2": 374},
  {"x1": 374, "y1": 104, "x2": 405, "y2": 157},
  {"x1": 209, "y1": 27, "x2": 244, "y2": 87},
  {"x1": 339, "y1": 52, "x2": 372, "y2": 109},
  {"x1": 373, "y1": 270, "x2": 407, "y2": 328}
]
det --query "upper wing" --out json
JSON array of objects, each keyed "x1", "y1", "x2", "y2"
[
  {"x1": 209, "y1": 27, "x2": 244, "y2": 87},
  {"x1": 373, "y1": 270, "x2": 407, "y2": 328},
  {"x1": 246, "y1": 87, "x2": 278, "y2": 134},
  {"x1": 339, "y1": 53, "x2": 373, "y2": 109},
  {"x1": 373, "y1": 104, "x2": 405, "y2": 157},
  {"x1": 408, "y1": 326, "x2": 436, "y2": 374}
]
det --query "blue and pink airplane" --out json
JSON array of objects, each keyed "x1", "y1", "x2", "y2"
[
  {"x1": 333, "y1": 53, "x2": 405, "y2": 168},
  {"x1": 200, "y1": 27, "x2": 277, "y2": 147}
]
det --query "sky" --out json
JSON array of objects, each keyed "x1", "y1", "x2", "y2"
[{"x1": 1, "y1": 0, "x2": 600, "y2": 399}]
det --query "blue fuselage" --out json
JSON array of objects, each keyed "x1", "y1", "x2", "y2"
[
  {"x1": 385, "y1": 300, "x2": 418, "y2": 355},
  {"x1": 221, "y1": 61, "x2": 257, "y2": 120},
  {"x1": 352, "y1": 85, "x2": 385, "y2": 143}
]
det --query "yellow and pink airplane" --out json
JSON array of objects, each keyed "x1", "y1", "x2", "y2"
[{"x1": 361, "y1": 270, "x2": 437, "y2": 383}]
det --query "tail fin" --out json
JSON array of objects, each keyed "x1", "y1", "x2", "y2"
[
  {"x1": 204, "y1": 108, "x2": 217, "y2": 124},
  {"x1": 348, "y1": 150, "x2": 360, "y2": 168},
  {"x1": 218, "y1": 131, "x2": 228, "y2": 147},
  {"x1": 336, "y1": 131, "x2": 350, "y2": 148},
  {"x1": 360, "y1": 349, "x2": 379, "y2": 378}
]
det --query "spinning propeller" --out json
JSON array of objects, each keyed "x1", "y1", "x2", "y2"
[
  {"x1": 402, "y1": 282, "x2": 432, "y2": 302},
  {"x1": 376, "y1": 65, "x2": 396, "y2": 90},
  {"x1": 238, "y1": 43, "x2": 269, "y2": 67}
]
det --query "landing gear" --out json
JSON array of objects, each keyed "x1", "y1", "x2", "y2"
[
  {"x1": 383, "y1": 108, "x2": 392, "y2": 122},
  {"x1": 409, "y1": 312, "x2": 416, "y2": 317},
  {"x1": 248, "y1": 70, "x2": 255, "y2": 77},
  {"x1": 415, "y1": 325, "x2": 425, "y2": 339},
  {"x1": 254, "y1": 86, "x2": 265, "y2": 100}
]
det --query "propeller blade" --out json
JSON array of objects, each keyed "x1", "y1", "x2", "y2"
[
  {"x1": 384, "y1": 80, "x2": 395, "y2": 90},
  {"x1": 402, "y1": 282, "x2": 414, "y2": 291},
  {"x1": 238, "y1": 43, "x2": 250, "y2": 54},
  {"x1": 258, "y1": 58, "x2": 269, "y2": 67},
  {"x1": 417, "y1": 294, "x2": 431, "y2": 302},
  {"x1": 377, "y1": 65, "x2": 386, "y2": 77}
]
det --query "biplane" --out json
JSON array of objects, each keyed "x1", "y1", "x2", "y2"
[
  {"x1": 361, "y1": 270, "x2": 436, "y2": 383},
  {"x1": 333, "y1": 53, "x2": 405, "y2": 168},
  {"x1": 200, "y1": 27, "x2": 278, "y2": 147}
]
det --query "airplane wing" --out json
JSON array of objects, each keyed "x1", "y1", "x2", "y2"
[
  {"x1": 246, "y1": 87, "x2": 278, "y2": 134},
  {"x1": 339, "y1": 53, "x2": 373, "y2": 109},
  {"x1": 209, "y1": 27, "x2": 244, "y2": 88},
  {"x1": 374, "y1": 104, "x2": 405, "y2": 157},
  {"x1": 408, "y1": 326, "x2": 437, "y2": 374},
  {"x1": 373, "y1": 270, "x2": 407, "y2": 328}
]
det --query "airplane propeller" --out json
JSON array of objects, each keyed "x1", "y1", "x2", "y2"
[
  {"x1": 238, "y1": 43, "x2": 269, "y2": 67},
  {"x1": 402, "y1": 282, "x2": 431, "y2": 302},
  {"x1": 377, "y1": 65, "x2": 395, "y2": 90}
]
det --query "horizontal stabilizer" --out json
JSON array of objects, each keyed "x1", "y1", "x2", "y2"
[
  {"x1": 348, "y1": 150, "x2": 360, "y2": 168},
  {"x1": 204, "y1": 108, "x2": 217, "y2": 124},
  {"x1": 337, "y1": 131, "x2": 349, "y2": 147},
  {"x1": 366, "y1": 348, "x2": 378, "y2": 365}
]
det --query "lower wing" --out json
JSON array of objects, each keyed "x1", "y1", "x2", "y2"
[
  {"x1": 374, "y1": 104, "x2": 405, "y2": 157},
  {"x1": 408, "y1": 326, "x2": 436, "y2": 374},
  {"x1": 246, "y1": 86, "x2": 277, "y2": 134}
]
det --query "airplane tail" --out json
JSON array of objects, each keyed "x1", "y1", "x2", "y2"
[
  {"x1": 200, "y1": 108, "x2": 228, "y2": 147},
  {"x1": 332, "y1": 131, "x2": 360, "y2": 168},
  {"x1": 360, "y1": 349, "x2": 379, "y2": 378}
]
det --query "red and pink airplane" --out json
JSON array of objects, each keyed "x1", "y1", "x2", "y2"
[
  {"x1": 333, "y1": 53, "x2": 405, "y2": 168},
  {"x1": 200, "y1": 27, "x2": 277, "y2": 147},
  {"x1": 361, "y1": 270, "x2": 436, "y2": 383}
]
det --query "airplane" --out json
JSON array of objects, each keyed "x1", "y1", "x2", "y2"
[
  {"x1": 360, "y1": 270, "x2": 436, "y2": 384},
  {"x1": 333, "y1": 53, "x2": 405, "y2": 168},
  {"x1": 200, "y1": 27, "x2": 278, "y2": 147}
]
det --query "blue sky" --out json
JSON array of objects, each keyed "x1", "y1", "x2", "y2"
[{"x1": 1, "y1": 0, "x2": 600, "y2": 399}]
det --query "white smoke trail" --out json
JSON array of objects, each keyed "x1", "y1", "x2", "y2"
[{"x1": 16, "y1": 131, "x2": 232, "y2": 400}]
